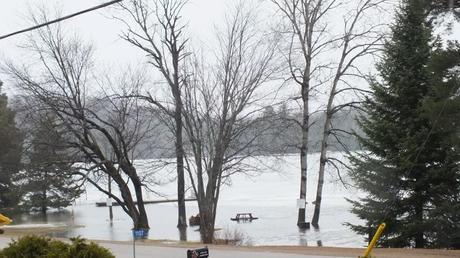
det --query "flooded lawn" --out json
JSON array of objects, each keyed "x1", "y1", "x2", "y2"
[{"x1": 7, "y1": 154, "x2": 366, "y2": 247}]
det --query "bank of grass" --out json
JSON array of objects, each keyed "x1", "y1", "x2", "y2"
[{"x1": 1, "y1": 224, "x2": 83, "y2": 236}]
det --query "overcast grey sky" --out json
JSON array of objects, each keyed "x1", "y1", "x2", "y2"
[
  {"x1": 0, "y1": 0, "x2": 260, "y2": 90},
  {"x1": 6, "y1": 0, "x2": 458, "y2": 111},
  {"x1": 0, "y1": 0, "x2": 399, "y2": 112}
]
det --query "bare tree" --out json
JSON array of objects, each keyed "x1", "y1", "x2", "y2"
[
  {"x1": 118, "y1": 0, "x2": 189, "y2": 231},
  {"x1": 271, "y1": 0, "x2": 334, "y2": 229},
  {"x1": 3, "y1": 20, "x2": 156, "y2": 233},
  {"x1": 272, "y1": 0, "x2": 385, "y2": 228},
  {"x1": 181, "y1": 5, "x2": 278, "y2": 243},
  {"x1": 310, "y1": 0, "x2": 384, "y2": 228}
]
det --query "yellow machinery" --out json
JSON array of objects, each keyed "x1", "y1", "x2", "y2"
[
  {"x1": 0, "y1": 213, "x2": 12, "y2": 225},
  {"x1": 360, "y1": 223, "x2": 386, "y2": 258}
]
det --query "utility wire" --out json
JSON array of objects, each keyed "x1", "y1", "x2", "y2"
[{"x1": 0, "y1": 0, "x2": 123, "y2": 41}]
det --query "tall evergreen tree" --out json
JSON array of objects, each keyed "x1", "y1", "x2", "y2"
[
  {"x1": 18, "y1": 113, "x2": 82, "y2": 214},
  {"x1": 0, "y1": 82, "x2": 22, "y2": 208},
  {"x1": 348, "y1": 0, "x2": 460, "y2": 248},
  {"x1": 420, "y1": 42, "x2": 460, "y2": 248}
]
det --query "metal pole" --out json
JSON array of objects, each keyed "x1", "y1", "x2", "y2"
[
  {"x1": 361, "y1": 223, "x2": 386, "y2": 258},
  {"x1": 133, "y1": 232, "x2": 136, "y2": 258}
]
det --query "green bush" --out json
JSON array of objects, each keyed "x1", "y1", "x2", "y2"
[{"x1": 0, "y1": 235, "x2": 114, "y2": 258}]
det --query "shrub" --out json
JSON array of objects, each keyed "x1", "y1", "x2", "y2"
[
  {"x1": 0, "y1": 235, "x2": 114, "y2": 258},
  {"x1": 214, "y1": 227, "x2": 252, "y2": 246},
  {"x1": 67, "y1": 237, "x2": 115, "y2": 258}
]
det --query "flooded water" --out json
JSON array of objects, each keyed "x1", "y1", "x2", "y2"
[{"x1": 8, "y1": 153, "x2": 367, "y2": 247}]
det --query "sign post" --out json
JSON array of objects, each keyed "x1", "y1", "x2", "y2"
[
  {"x1": 132, "y1": 234, "x2": 136, "y2": 258},
  {"x1": 297, "y1": 198, "x2": 306, "y2": 209},
  {"x1": 132, "y1": 228, "x2": 148, "y2": 258}
]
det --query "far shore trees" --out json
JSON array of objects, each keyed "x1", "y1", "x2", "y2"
[{"x1": 3, "y1": 17, "x2": 155, "y2": 233}]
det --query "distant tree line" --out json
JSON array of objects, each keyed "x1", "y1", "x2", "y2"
[{"x1": 69, "y1": 103, "x2": 364, "y2": 160}]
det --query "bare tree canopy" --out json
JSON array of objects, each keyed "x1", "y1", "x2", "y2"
[
  {"x1": 2, "y1": 14, "x2": 158, "y2": 233},
  {"x1": 181, "y1": 3, "x2": 279, "y2": 243}
]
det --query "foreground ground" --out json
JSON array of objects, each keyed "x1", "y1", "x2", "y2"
[{"x1": 0, "y1": 235, "x2": 459, "y2": 258}]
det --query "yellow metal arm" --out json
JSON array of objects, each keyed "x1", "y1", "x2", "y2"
[
  {"x1": 0, "y1": 213, "x2": 12, "y2": 225},
  {"x1": 361, "y1": 223, "x2": 386, "y2": 258}
]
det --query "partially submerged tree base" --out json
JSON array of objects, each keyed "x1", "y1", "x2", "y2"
[{"x1": 298, "y1": 221, "x2": 311, "y2": 229}]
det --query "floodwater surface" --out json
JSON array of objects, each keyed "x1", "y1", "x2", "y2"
[{"x1": 8, "y1": 153, "x2": 366, "y2": 247}]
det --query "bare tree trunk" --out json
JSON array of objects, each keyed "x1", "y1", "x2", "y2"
[
  {"x1": 133, "y1": 184, "x2": 149, "y2": 230},
  {"x1": 108, "y1": 176, "x2": 113, "y2": 222},
  {"x1": 41, "y1": 170, "x2": 48, "y2": 215},
  {"x1": 41, "y1": 188, "x2": 47, "y2": 216},
  {"x1": 175, "y1": 93, "x2": 187, "y2": 232},
  {"x1": 311, "y1": 110, "x2": 330, "y2": 228},
  {"x1": 298, "y1": 89, "x2": 309, "y2": 227},
  {"x1": 199, "y1": 198, "x2": 215, "y2": 244},
  {"x1": 125, "y1": 164, "x2": 150, "y2": 231}
]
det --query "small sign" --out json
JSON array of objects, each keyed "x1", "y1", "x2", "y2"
[
  {"x1": 106, "y1": 198, "x2": 113, "y2": 207},
  {"x1": 132, "y1": 229, "x2": 149, "y2": 240},
  {"x1": 297, "y1": 199, "x2": 306, "y2": 209},
  {"x1": 187, "y1": 247, "x2": 209, "y2": 258}
]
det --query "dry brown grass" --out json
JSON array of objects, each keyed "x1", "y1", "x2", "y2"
[
  {"x1": 1, "y1": 224, "x2": 83, "y2": 236},
  {"x1": 213, "y1": 228, "x2": 252, "y2": 246}
]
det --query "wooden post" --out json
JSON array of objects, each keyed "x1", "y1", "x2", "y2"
[{"x1": 108, "y1": 176, "x2": 113, "y2": 222}]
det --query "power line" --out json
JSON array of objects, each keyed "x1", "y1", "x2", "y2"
[{"x1": 0, "y1": 0, "x2": 123, "y2": 41}]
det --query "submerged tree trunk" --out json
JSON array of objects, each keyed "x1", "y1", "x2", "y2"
[
  {"x1": 312, "y1": 69, "x2": 336, "y2": 227},
  {"x1": 41, "y1": 170, "x2": 48, "y2": 215},
  {"x1": 41, "y1": 188, "x2": 47, "y2": 215},
  {"x1": 297, "y1": 84, "x2": 310, "y2": 227},
  {"x1": 113, "y1": 164, "x2": 150, "y2": 232},
  {"x1": 108, "y1": 176, "x2": 113, "y2": 222},
  {"x1": 175, "y1": 101, "x2": 187, "y2": 232},
  {"x1": 199, "y1": 199, "x2": 215, "y2": 244},
  {"x1": 132, "y1": 171, "x2": 150, "y2": 231},
  {"x1": 311, "y1": 110, "x2": 330, "y2": 228}
]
